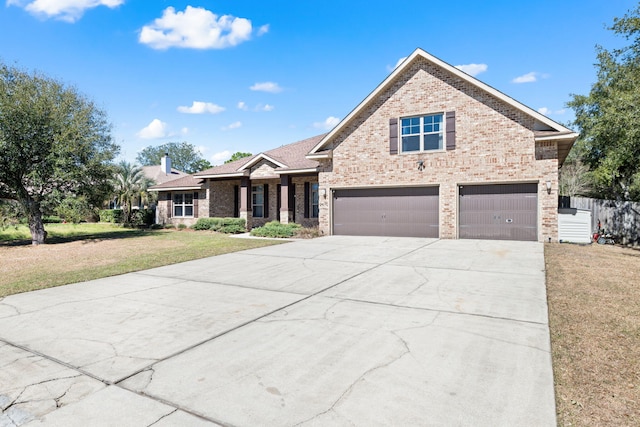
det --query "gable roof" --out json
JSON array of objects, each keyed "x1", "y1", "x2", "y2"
[
  {"x1": 307, "y1": 48, "x2": 578, "y2": 164},
  {"x1": 141, "y1": 165, "x2": 188, "y2": 185},
  {"x1": 148, "y1": 174, "x2": 204, "y2": 191},
  {"x1": 195, "y1": 134, "x2": 325, "y2": 178}
]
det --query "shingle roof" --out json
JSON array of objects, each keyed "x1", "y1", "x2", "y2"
[
  {"x1": 265, "y1": 134, "x2": 326, "y2": 170},
  {"x1": 148, "y1": 174, "x2": 203, "y2": 190},
  {"x1": 141, "y1": 165, "x2": 188, "y2": 184},
  {"x1": 195, "y1": 133, "x2": 326, "y2": 177},
  {"x1": 195, "y1": 155, "x2": 258, "y2": 176}
]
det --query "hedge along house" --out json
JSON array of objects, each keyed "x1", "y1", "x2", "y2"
[
  {"x1": 151, "y1": 48, "x2": 577, "y2": 241},
  {"x1": 306, "y1": 48, "x2": 578, "y2": 242},
  {"x1": 149, "y1": 134, "x2": 324, "y2": 229}
]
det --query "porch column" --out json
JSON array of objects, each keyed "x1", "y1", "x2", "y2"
[
  {"x1": 280, "y1": 175, "x2": 294, "y2": 224},
  {"x1": 240, "y1": 176, "x2": 252, "y2": 229}
]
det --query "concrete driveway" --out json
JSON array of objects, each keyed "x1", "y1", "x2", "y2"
[{"x1": 0, "y1": 236, "x2": 555, "y2": 426}]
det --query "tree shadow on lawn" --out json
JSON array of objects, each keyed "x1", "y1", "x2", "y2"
[{"x1": 0, "y1": 228, "x2": 158, "y2": 247}]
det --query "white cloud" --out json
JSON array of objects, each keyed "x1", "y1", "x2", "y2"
[
  {"x1": 211, "y1": 150, "x2": 232, "y2": 164},
  {"x1": 257, "y1": 24, "x2": 269, "y2": 36},
  {"x1": 538, "y1": 107, "x2": 566, "y2": 116},
  {"x1": 139, "y1": 6, "x2": 253, "y2": 50},
  {"x1": 455, "y1": 63, "x2": 488, "y2": 77},
  {"x1": 512, "y1": 72, "x2": 538, "y2": 83},
  {"x1": 177, "y1": 101, "x2": 225, "y2": 114},
  {"x1": 257, "y1": 104, "x2": 274, "y2": 112},
  {"x1": 313, "y1": 116, "x2": 340, "y2": 130},
  {"x1": 195, "y1": 145, "x2": 207, "y2": 155},
  {"x1": 238, "y1": 101, "x2": 274, "y2": 112},
  {"x1": 387, "y1": 56, "x2": 407, "y2": 72},
  {"x1": 7, "y1": 0, "x2": 123, "y2": 22},
  {"x1": 181, "y1": 127, "x2": 189, "y2": 135},
  {"x1": 222, "y1": 121, "x2": 242, "y2": 131},
  {"x1": 250, "y1": 82, "x2": 283, "y2": 93},
  {"x1": 137, "y1": 119, "x2": 169, "y2": 139}
]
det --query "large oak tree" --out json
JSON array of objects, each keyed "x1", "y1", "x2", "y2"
[
  {"x1": 136, "y1": 142, "x2": 212, "y2": 173},
  {"x1": 0, "y1": 62, "x2": 118, "y2": 244},
  {"x1": 568, "y1": 5, "x2": 640, "y2": 201}
]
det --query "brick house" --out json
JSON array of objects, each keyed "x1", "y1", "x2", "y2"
[
  {"x1": 150, "y1": 48, "x2": 577, "y2": 241},
  {"x1": 149, "y1": 135, "x2": 323, "y2": 229}
]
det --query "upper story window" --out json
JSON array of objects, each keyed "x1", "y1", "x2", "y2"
[
  {"x1": 173, "y1": 192, "x2": 194, "y2": 217},
  {"x1": 401, "y1": 113, "x2": 444, "y2": 152},
  {"x1": 252, "y1": 185, "x2": 264, "y2": 218}
]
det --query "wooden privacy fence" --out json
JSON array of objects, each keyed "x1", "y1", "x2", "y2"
[{"x1": 559, "y1": 196, "x2": 640, "y2": 246}]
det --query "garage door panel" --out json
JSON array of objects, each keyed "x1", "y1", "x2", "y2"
[
  {"x1": 459, "y1": 184, "x2": 538, "y2": 241},
  {"x1": 333, "y1": 187, "x2": 438, "y2": 238}
]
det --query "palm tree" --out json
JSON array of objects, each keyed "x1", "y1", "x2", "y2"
[{"x1": 112, "y1": 161, "x2": 152, "y2": 223}]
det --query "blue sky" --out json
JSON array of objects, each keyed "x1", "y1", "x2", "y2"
[{"x1": 0, "y1": 0, "x2": 635, "y2": 165}]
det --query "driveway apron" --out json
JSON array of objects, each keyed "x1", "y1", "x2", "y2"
[{"x1": 0, "y1": 236, "x2": 555, "y2": 426}]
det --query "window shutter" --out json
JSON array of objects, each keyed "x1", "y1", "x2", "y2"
[
  {"x1": 389, "y1": 118, "x2": 398, "y2": 155},
  {"x1": 263, "y1": 184, "x2": 269, "y2": 218},
  {"x1": 304, "y1": 182, "x2": 310, "y2": 218},
  {"x1": 193, "y1": 192, "x2": 199, "y2": 218},
  {"x1": 446, "y1": 111, "x2": 456, "y2": 150},
  {"x1": 167, "y1": 192, "x2": 172, "y2": 218}
]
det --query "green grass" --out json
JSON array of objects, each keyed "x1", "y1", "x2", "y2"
[
  {"x1": 0, "y1": 222, "x2": 144, "y2": 243},
  {"x1": 0, "y1": 223, "x2": 284, "y2": 297}
]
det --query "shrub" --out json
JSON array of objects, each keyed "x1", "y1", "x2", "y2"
[
  {"x1": 219, "y1": 224, "x2": 246, "y2": 234},
  {"x1": 130, "y1": 208, "x2": 155, "y2": 227},
  {"x1": 43, "y1": 216, "x2": 63, "y2": 224},
  {"x1": 55, "y1": 196, "x2": 92, "y2": 224},
  {"x1": 294, "y1": 226, "x2": 321, "y2": 239},
  {"x1": 99, "y1": 209, "x2": 123, "y2": 223},
  {"x1": 192, "y1": 217, "x2": 246, "y2": 233},
  {"x1": 177, "y1": 223, "x2": 187, "y2": 230},
  {"x1": 250, "y1": 221, "x2": 301, "y2": 238}
]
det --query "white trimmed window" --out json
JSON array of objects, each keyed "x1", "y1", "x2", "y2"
[
  {"x1": 252, "y1": 185, "x2": 264, "y2": 218},
  {"x1": 401, "y1": 113, "x2": 444, "y2": 152},
  {"x1": 173, "y1": 192, "x2": 194, "y2": 217}
]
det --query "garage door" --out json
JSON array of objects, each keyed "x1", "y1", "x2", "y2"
[
  {"x1": 332, "y1": 187, "x2": 439, "y2": 238},
  {"x1": 459, "y1": 183, "x2": 538, "y2": 241}
]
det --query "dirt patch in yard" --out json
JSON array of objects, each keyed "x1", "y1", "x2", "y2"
[{"x1": 545, "y1": 243, "x2": 640, "y2": 426}]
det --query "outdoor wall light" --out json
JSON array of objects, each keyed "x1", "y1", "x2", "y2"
[
  {"x1": 545, "y1": 180, "x2": 552, "y2": 194},
  {"x1": 320, "y1": 188, "x2": 326, "y2": 198},
  {"x1": 417, "y1": 160, "x2": 425, "y2": 171}
]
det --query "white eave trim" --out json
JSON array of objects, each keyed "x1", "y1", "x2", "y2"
[
  {"x1": 149, "y1": 186, "x2": 202, "y2": 192},
  {"x1": 309, "y1": 47, "x2": 575, "y2": 154},
  {"x1": 275, "y1": 167, "x2": 319, "y2": 175},
  {"x1": 305, "y1": 150, "x2": 332, "y2": 160},
  {"x1": 238, "y1": 153, "x2": 287, "y2": 171},
  {"x1": 534, "y1": 132, "x2": 579, "y2": 142},
  {"x1": 195, "y1": 171, "x2": 249, "y2": 179}
]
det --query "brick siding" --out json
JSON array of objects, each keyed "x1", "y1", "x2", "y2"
[{"x1": 317, "y1": 57, "x2": 559, "y2": 242}]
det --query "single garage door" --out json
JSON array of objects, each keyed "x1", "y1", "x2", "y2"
[
  {"x1": 459, "y1": 183, "x2": 538, "y2": 241},
  {"x1": 332, "y1": 187, "x2": 439, "y2": 238}
]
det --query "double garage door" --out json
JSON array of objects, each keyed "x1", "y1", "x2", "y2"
[
  {"x1": 332, "y1": 187, "x2": 439, "y2": 238},
  {"x1": 332, "y1": 183, "x2": 538, "y2": 241}
]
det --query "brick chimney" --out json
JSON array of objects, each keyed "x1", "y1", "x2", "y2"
[{"x1": 160, "y1": 153, "x2": 171, "y2": 175}]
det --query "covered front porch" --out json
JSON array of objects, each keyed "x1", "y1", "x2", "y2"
[{"x1": 207, "y1": 173, "x2": 320, "y2": 230}]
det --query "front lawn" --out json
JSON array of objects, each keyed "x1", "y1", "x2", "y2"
[
  {"x1": 545, "y1": 243, "x2": 640, "y2": 426},
  {"x1": 0, "y1": 223, "x2": 283, "y2": 297}
]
